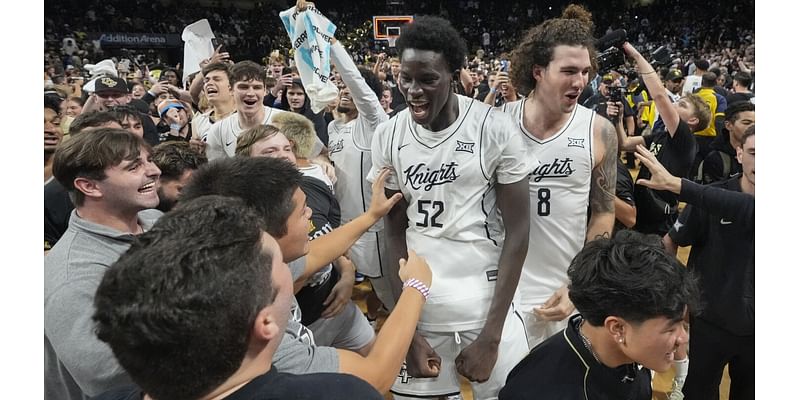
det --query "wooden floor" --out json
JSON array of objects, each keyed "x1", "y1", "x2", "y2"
[{"x1": 353, "y1": 161, "x2": 732, "y2": 400}]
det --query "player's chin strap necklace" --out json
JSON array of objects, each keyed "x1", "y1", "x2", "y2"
[{"x1": 579, "y1": 319, "x2": 638, "y2": 383}]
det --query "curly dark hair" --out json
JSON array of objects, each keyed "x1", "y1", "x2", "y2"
[
  {"x1": 151, "y1": 141, "x2": 208, "y2": 182},
  {"x1": 396, "y1": 15, "x2": 467, "y2": 73},
  {"x1": 510, "y1": 4, "x2": 597, "y2": 94}
]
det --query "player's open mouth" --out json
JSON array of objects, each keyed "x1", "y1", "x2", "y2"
[
  {"x1": 243, "y1": 99, "x2": 258, "y2": 106},
  {"x1": 409, "y1": 101, "x2": 429, "y2": 119},
  {"x1": 206, "y1": 86, "x2": 218, "y2": 95}
]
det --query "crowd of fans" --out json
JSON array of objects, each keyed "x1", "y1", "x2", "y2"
[
  {"x1": 46, "y1": 0, "x2": 754, "y2": 85},
  {"x1": 43, "y1": 1, "x2": 755, "y2": 400}
]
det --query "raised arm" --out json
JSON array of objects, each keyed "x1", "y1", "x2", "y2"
[
  {"x1": 337, "y1": 250, "x2": 432, "y2": 393},
  {"x1": 303, "y1": 169, "x2": 402, "y2": 277},
  {"x1": 622, "y1": 42, "x2": 680, "y2": 137},
  {"x1": 634, "y1": 145, "x2": 754, "y2": 226},
  {"x1": 329, "y1": 38, "x2": 387, "y2": 128}
]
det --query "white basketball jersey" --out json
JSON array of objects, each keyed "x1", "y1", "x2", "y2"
[
  {"x1": 328, "y1": 112, "x2": 387, "y2": 231},
  {"x1": 370, "y1": 95, "x2": 536, "y2": 331},
  {"x1": 502, "y1": 99, "x2": 595, "y2": 308},
  {"x1": 205, "y1": 106, "x2": 286, "y2": 160}
]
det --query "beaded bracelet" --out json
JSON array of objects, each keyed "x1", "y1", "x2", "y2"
[{"x1": 403, "y1": 278, "x2": 430, "y2": 301}]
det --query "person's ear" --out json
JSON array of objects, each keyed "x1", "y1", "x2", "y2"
[
  {"x1": 736, "y1": 145, "x2": 744, "y2": 164},
  {"x1": 604, "y1": 316, "x2": 627, "y2": 345},
  {"x1": 252, "y1": 306, "x2": 281, "y2": 342},
  {"x1": 74, "y1": 177, "x2": 103, "y2": 200},
  {"x1": 532, "y1": 65, "x2": 545, "y2": 82},
  {"x1": 687, "y1": 115, "x2": 699, "y2": 130}
]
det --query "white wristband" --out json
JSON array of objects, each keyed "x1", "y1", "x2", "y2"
[{"x1": 403, "y1": 278, "x2": 430, "y2": 301}]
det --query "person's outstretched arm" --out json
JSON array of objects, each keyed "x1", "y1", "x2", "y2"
[{"x1": 337, "y1": 250, "x2": 432, "y2": 393}]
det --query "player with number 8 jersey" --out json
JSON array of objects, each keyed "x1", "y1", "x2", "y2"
[{"x1": 502, "y1": 99, "x2": 594, "y2": 324}]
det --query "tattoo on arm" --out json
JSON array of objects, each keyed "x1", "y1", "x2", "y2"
[{"x1": 590, "y1": 121, "x2": 618, "y2": 215}]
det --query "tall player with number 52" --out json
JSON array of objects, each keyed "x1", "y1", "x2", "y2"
[{"x1": 369, "y1": 16, "x2": 537, "y2": 400}]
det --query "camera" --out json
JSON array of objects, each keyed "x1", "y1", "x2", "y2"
[
  {"x1": 607, "y1": 86, "x2": 628, "y2": 104},
  {"x1": 597, "y1": 48, "x2": 625, "y2": 75},
  {"x1": 596, "y1": 29, "x2": 627, "y2": 74}
]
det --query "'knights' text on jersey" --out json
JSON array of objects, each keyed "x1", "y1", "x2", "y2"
[{"x1": 369, "y1": 95, "x2": 537, "y2": 331}]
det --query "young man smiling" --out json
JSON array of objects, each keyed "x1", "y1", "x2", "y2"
[
  {"x1": 45, "y1": 128, "x2": 163, "y2": 400},
  {"x1": 504, "y1": 4, "x2": 618, "y2": 349},
  {"x1": 370, "y1": 15, "x2": 535, "y2": 400},
  {"x1": 500, "y1": 230, "x2": 700, "y2": 400},
  {"x1": 206, "y1": 60, "x2": 287, "y2": 160}
]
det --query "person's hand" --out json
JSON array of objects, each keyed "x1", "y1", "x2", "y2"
[
  {"x1": 272, "y1": 74, "x2": 294, "y2": 96},
  {"x1": 189, "y1": 137, "x2": 206, "y2": 153},
  {"x1": 606, "y1": 100, "x2": 624, "y2": 124},
  {"x1": 533, "y1": 285, "x2": 574, "y2": 322},
  {"x1": 398, "y1": 249, "x2": 431, "y2": 288},
  {"x1": 164, "y1": 108, "x2": 183, "y2": 126},
  {"x1": 455, "y1": 336, "x2": 499, "y2": 383},
  {"x1": 321, "y1": 256, "x2": 355, "y2": 318},
  {"x1": 367, "y1": 168, "x2": 403, "y2": 220},
  {"x1": 621, "y1": 42, "x2": 646, "y2": 64},
  {"x1": 149, "y1": 82, "x2": 167, "y2": 96},
  {"x1": 405, "y1": 332, "x2": 441, "y2": 378},
  {"x1": 311, "y1": 158, "x2": 337, "y2": 184},
  {"x1": 633, "y1": 144, "x2": 682, "y2": 194},
  {"x1": 201, "y1": 45, "x2": 232, "y2": 68},
  {"x1": 493, "y1": 71, "x2": 509, "y2": 90}
]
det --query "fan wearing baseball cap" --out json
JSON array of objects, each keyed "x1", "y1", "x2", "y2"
[{"x1": 157, "y1": 99, "x2": 192, "y2": 142}]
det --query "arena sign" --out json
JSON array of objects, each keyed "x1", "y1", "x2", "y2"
[{"x1": 92, "y1": 32, "x2": 182, "y2": 48}]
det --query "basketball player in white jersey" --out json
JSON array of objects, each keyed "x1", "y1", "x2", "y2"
[
  {"x1": 326, "y1": 33, "x2": 397, "y2": 311},
  {"x1": 206, "y1": 60, "x2": 287, "y2": 160},
  {"x1": 368, "y1": 16, "x2": 535, "y2": 400},
  {"x1": 504, "y1": 4, "x2": 617, "y2": 348}
]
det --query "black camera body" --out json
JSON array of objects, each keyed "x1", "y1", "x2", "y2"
[
  {"x1": 608, "y1": 86, "x2": 628, "y2": 104},
  {"x1": 597, "y1": 47, "x2": 625, "y2": 75},
  {"x1": 596, "y1": 29, "x2": 628, "y2": 74}
]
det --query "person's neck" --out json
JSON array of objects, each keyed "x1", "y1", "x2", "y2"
[
  {"x1": 581, "y1": 322, "x2": 631, "y2": 368},
  {"x1": 341, "y1": 109, "x2": 359, "y2": 124},
  {"x1": 740, "y1": 175, "x2": 755, "y2": 196},
  {"x1": 734, "y1": 86, "x2": 751, "y2": 94},
  {"x1": 525, "y1": 94, "x2": 572, "y2": 139},
  {"x1": 296, "y1": 158, "x2": 311, "y2": 168},
  {"x1": 76, "y1": 204, "x2": 143, "y2": 235},
  {"x1": 197, "y1": 349, "x2": 272, "y2": 400},
  {"x1": 212, "y1": 101, "x2": 235, "y2": 121},
  {"x1": 424, "y1": 93, "x2": 459, "y2": 132},
  {"x1": 238, "y1": 108, "x2": 265, "y2": 130}
]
